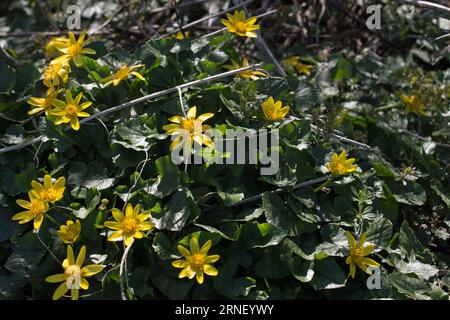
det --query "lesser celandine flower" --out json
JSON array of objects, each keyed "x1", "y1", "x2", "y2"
[
  {"x1": 345, "y1": 232, "x2": 380, "y2": 278},
  {"x1": 28, "y1": 88, "x2": 60, "y2": 115},
  {"x1": 43, "y1": 61, "x2": 71, "y2": 88},
  {"x1": 45, "y1": 245, "x2": 104, "y2": 300},
  {"x1": 326, "y1": 150, "x2": 358, "y2": 176},
  {"x1": 282, "y1": 56, "x2": 313, "y2": 76},
  {"x1": 104, "y1": 203, "x2": 154, "y2": 246},
  {"x1": 223, "y1": 57, "x2": 267, "y2": 80},
  {"x1": 50, "y1": 90, "x2": 92, "y2": 131},
  {"x1": 163, "y1": 106, "x2": 214, "y2": 152},
  {"x1": 261, "y1": 96, "x2": 290, "y2": 122},
  {"x1": 52, "y1": 31, "x2": 96, "y2": 67},
  {"x1": 401, "y1": 94, "x2": 426, "y2": 116},
  {"x1": 103, "y1": 63, "x2": 145, "y2": 86},
  {"x1": 221, "y1": 10, "x2": 260, "y2": 38},
  {"x1": 30, "y1": 174, "x2": 66, "y2": 203},
  {"x1": 12, "y1": 192, "x2": 49, "y2": 231},
  {"x1": 45, "y1": 36, "x2": 69, "y2": 58},
  {"x1": 172, "y1": 238, "x2": 220, "y2": 284},
  {"x1": 172, "y1": 31, "x2": 190, "y2": 40},
  {"x1": 57, "y1": 220, "x2": 81, "y2": 244}
]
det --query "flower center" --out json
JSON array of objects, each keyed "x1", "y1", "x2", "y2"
[
  {"x1": 64, "y1": 228, "x2": 78, "y2": 241},
  {"x1": 181, "y1": 119, "x2": 197, "y2": 133},
  {"x1": 65, "y1": 104, "x2": 79, "y2": 118},
  {"x1": 235, "y1": 21, "x2": 248, "y2": 34},
  {"x1": 65, "y1": 265, "x2": 81, "y2": 289},
  {"x1": 116, "y1": 66, "x2": 131, "y2": 80},
  {"x1": 42, "y1": 188, "x2": 58, "y2": 201},
  {"x1": 188, "y1": 254, "x2": 205, "y2": 268},
  {"x1": 30, "y1": 201, "x2": 45, "y2": 217},
  {"x1": 67, "y1": 44, "x2": 82, "y2": 58},
  {"x1": 122, "y1": 217, "x2": 138, "y2": 233}
]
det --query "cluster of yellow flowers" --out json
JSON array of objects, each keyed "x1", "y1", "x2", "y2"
[
  {"x1": 13, "y1": 175, "x2": 65, "y2": 230},
  {"x1": 28, "y1": 31, "x2": 95, "y2": 130},
  {"x1": 28, "y1": 31, "x2": 146, "y2": 131}
]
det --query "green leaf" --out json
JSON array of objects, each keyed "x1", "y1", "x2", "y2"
[
  {"x1": 147, "y1": 156, "x2": 181, "y2": 198},
  {"x1": 110, "y1": 114, "x2": 162, "y2": 151},
  {"x1": 239, "y1": 222, "x2": 287, "y2": 249},
  {"x1": 310, "y1": 257, "x2": 346, "y2": 290},
  {"x1": 153, "y1": 190, "x2": 194, "y2": 231},
  {"x1": 365, "y1": 216, "x2": 393, "y2": 247},
  {"x1": 388, "y1": 272, "x2": 431, "y2": 300},
  {"x1": 262, "y1": 192, "x2": 303, "y2": 236}
]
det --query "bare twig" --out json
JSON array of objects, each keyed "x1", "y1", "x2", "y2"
[
  {"x1": 0, "y1": 63, "x2": 262, "y2": 155},
  {"x1": 231, "y1": 175, "x2": 333, "y2": 206},
  {"x1": 395, "y1": 0, "x2": 450, "y2": 15}
]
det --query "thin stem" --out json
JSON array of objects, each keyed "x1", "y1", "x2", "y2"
[
  {"x1": 313, "y1": 178, "x2": 334, "y2": 193},
  {"x1": 36, "y1": 232, "x2": 61, "y2": 264},
  {"x1": 119, "y1": 243, "x2": 133, "y2": 300}
]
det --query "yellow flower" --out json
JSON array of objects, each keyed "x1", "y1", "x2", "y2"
[
  {"x1": 104, "y1": 203, "x2": 154, "y2": 246},
  {"x1": 28, "y1": 88, "x2": 60, "y2": 116},
  {"x1": 12, "y1": 192, "x2": 49, "y2": 230},
  {"x1": 52, "y1": 31, "x2": 96, "y2": 67},
  {"x1": 57, "y1": 220, "x2": 81, "y2": 244},
  {"x1": 163, "y1": 106, "x2": 214, "y2": 152},
  {"x1": 325, "y1": 150, "x2": 358, "y2": 176},
  {"x1": 261, "y1": 96, "x2": 290, "y2": 122},
  {"x1": 45, "y1": 36, "x2": 69, "y2": 58},
  {"x1": 223, "y1": 57, "x2": 267, "y2": 80},
  {"x1": 401, "y1": 94, "x2": 426, "y2": 116},
  {"x1": 282, "y1": 56, "x2": 313, "y2": 76},
  {"x1": 345, "y1": 232, "x2": 380, "y2": 278},
  {"x1": 221, "y1": 10, "x2": 260, "y2": 38},
  {"x1": 30, "y1": 174, "x2": 66, "y2": 203},
  {"x1": 50, "y1": 90, "x2": 92, "y2": 131},
  {"x1": 43, "y1": 61, "x2": 71, "y2": 88},
  {"x1": 45, "y1": 245, "x2": 104, "y2": 300},
  {"x1": 172, "y1": 31, "x2": 190, "y2": 40},
  {"x1": 172, "y1": 237, "x2": 220, "y2": 284},
  {"x1": 103, "y1": 63, "x2": 145, "y2": 86}
]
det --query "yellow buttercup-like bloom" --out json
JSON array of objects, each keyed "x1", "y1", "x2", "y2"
[
  {"x1": 172, "y1": 31, "x2": 190, "y2": 40},
  {"x1": 103, "y1": 63, "x2": 145, "y2": 86},
  {"x1": 50, "y1": 90, "x2": 92, "y2": 131},
  {"x1": 261, "y1": 96, "x2": 290, "y2": 122},
  {"x1": 52, "y1": 31, "x2": 96, "y2": 67},
  {"x1": 57, "y1": 220, "x2": 81, "y2": 244},
  {"x1": 28, "y1": 88, "x2": 60, "y2": 116},
  {"x1": 12, "y1": 192, "x2": 49, "y2": 230},
  {"x1": 45, "y1": 245, "x2": 104, "y2": 300},
  {"x1": 326, "y1": 150, "x2": 358, "y2": 176},
  {"x1": 104, "y1": 203, "x2": 154, "y2": 246},
  {"x1": 282, "y1": 56, "x2": 313, "y2": 76},
  {"x1": 163, "y1": 106, "x2": 214, "y2": 152},
  {"x1": 30, "y1": 174, "x2": 66, "y2": 203},
  {"x1": 223, "y1": 57, "x2": 268, "y2": 80},
  {"x1": 345, "y1": 232, "x2": 380, "y2": 278},
  {"x1": 43, "y1": 61, "x2": 71, "y2": 88},
  {"x1": 45, "y1": 36, "x2": 69, "y2": 58},
  {"x1": 172, "y1": 237, "x2": 220, "y2": 284},
  {"x1": 221, "y1": 10, "x2": 260, "y2": 38},
  {"x1": 401, "y1": 94, "x2": 426, "y2": 116}
]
